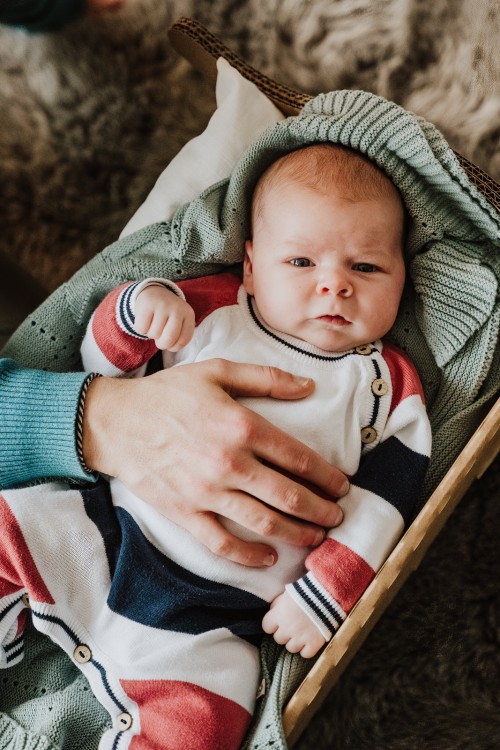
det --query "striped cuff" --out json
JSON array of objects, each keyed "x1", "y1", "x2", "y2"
[
  {"x1": 285, "y1": 573, "x2": 346, "y2": 641},
  {"x1": 0, "y1": 600, "x2": 26, "y2": 668},
  {"x1": 3, "y1": 633, "x2": 24, "y2": 667},
  {"x1": 116, "y1": 279, "x2": 185, "y2": 339}
]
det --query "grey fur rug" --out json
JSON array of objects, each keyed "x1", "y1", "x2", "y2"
[{"x1": 1, "y1": 2, "x2": 499, "y2": 748}]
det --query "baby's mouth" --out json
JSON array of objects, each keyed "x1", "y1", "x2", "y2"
[{"x1": 317, "y1": 315, "x2": 351, "y2": 326}]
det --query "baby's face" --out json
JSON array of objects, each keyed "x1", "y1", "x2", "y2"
[{"x1": 243, "y1": 180, "x2": 406, "y2": 352}]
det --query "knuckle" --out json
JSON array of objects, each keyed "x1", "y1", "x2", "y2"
[
  {"x1": 208, "y1": 535, "x2": 233, "y2": 558},
  {"x1": 231, "y1": 410, "x2": 255, "y2": 443},
  {"x1": 215, "y1": 447, "x2": 240, "y2": 477},
  {"x1": 292, "y1": 448, "x2": 313, "y2": 476},
  {"x1": 263, "y1": 365, "x2": 279, "y2": 384},
  {"x1": 282, "y1": 485, "x2": 303, "y2": 514},
  {"x1": 261, "y1": 365, "x2": 286, "y2": 393},
  {"x1": 257, "y1": 515, "x2": 278, "y2": 538},
  {"x1": 208, "y1": 357, "x2": 229, "y2": 378}
]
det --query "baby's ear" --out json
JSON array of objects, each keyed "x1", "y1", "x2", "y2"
[{"x1": 242, "y1": 240, "x2": 255, "y2": 295}]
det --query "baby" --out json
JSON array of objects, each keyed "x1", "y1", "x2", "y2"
[{"x1": 1, "y1": 144, "x2": 431, "y2": 749}]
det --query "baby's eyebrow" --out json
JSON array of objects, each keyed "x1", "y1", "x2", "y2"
[
  {"x1": 353, "y1": 243, "x2": 401, "y2": 259},
  {"x1": 282, "y1": 238, "x2": 311, "y2": 248}
]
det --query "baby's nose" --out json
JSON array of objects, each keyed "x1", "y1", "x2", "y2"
[{"x1": 317, "y1": 271, "x2": 353, "y2": 297}]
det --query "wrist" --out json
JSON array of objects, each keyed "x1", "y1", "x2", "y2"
[
  {"x1": 118, "y1": 279, "x2": 185, "y2": 340},
  {"x1": 285, "y1": 575, "x2": 344, "y2": 641},
  {"x1": 81, "y1": 375, "x2": 128, "y2": 475},
  {"x1": 76, "y1": 373, "x2": 102, "y2": 474}
]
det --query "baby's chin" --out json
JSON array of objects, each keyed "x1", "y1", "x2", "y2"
[
  {"x1": 293, "y1": 324, "x2": 371, "y2": 353},
  {"x1": 296, "y1": 332, "x2": 366, "y2": 353}
]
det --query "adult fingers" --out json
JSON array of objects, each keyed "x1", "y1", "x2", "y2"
[
  {"x1": 181, "y1": 511, "x2": 278, "y2": 568},
  {"x1": 216, "y1": 488, "x2": 327, "y2": 548},
  {"x1": 205, "y1": 359, "x2": 315, "y2": 400},
  {"x1": 206, "y1": 360, "x2": 349, "y2": 502},
  {"x1": 254, "y1": 442, "x2": 347, "y2": 523}
]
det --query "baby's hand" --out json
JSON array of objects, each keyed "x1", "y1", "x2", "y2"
[
  {"x1": 134, "y1": 286, "x2": 195, "y2": 352},
  {"x1": 262, "y1": 589, "x2": 327, "y2": 659}
]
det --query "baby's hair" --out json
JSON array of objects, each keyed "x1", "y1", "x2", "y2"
[{"x1": 251, "y1": 143, "x2": 403, "y2": 228}]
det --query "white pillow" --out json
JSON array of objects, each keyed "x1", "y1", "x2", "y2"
[{"x1": 120, "y1": 58, "x2": 285, "y2": 238}]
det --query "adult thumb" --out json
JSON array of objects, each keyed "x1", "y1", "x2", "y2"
[{"x1": 206, "y1": 359, "x2": 315, "y2": 400}]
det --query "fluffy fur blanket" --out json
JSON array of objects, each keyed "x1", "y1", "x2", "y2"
[{"x1": 1, "y1": 2, "x2": 499, "y2": 748}]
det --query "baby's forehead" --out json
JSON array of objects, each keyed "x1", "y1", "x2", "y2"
[{"x1": 256, "y1": 144, "x2": 400, "y2": 201}]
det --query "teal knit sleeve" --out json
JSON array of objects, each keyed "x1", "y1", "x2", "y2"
[
  {"x1": 0, "y1": 0, "x2": 85, "y2": 32},
  {"x1": 0, "y1": 358, "x2": 95, "y2": 488}
]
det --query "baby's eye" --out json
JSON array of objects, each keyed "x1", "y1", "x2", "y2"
[
  {"x1": 353, "y1": 262, "x2": 378, "y2": 273},
  {"x1": 290, "y1": 258, "x2": 313, "y2": 268}
]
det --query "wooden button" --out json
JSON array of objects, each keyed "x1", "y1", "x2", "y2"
[
  {"x1": 73, "y1": 644, "x2": 92, "y2": 664},
  {"x1": 116, "y1": 712, "x2": 133, "y2": 731},
  {"x1": 355, "y1": 344, "x2": 373, "y2": 355},
  {"x1": 361, "y1": 426, "x2": 377, "y2": 444},
  {"x1": 21, "y1": 593, "x2": 30, "y2": 608},
  {"x1": 371, "y1": 378, "x2": 388, "y2": 396}
]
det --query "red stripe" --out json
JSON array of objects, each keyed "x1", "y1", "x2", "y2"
[
  {"x1": 16, "y1": 609, "x2": 28, "y2": 636},
  {"x1": 178, "y1": 272, "x2": 241, "y2": 326},
  {"x1": 122, "y1": 679, "x2": 251, "y2": 750},
  {"x1": 0, "y1": 495, "x2": 54, "y2": 603},
  {"x1": 92, "y1": 283, "x2": 157, "y2": 370},
  {"x1": 382, "y1": 341, "x2": 425, "y2": 415},
  {"x1": 305, "y1": 538, "x2": 375, "y2": 612}
]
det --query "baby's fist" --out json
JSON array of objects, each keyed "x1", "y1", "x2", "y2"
[
  {"x1": 262, "y1": 590, "x2": 327, "y2": 659},
  {"x1": 134, "y1": 286, "x2": 195, "y2": 351}
]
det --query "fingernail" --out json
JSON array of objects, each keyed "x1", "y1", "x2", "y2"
[
  {"x1": 340, "y1": 480, "x2": 350, "y2": 496},
  {"x1": 293, "y1": 376, "x2": 311, "y2": 387},
  {"x1": 264, "y1": 554, "x2": 276, "y2": 567},
  {"x1": 313, "y1": 530, "x2": 325, "y2": 546},
  {"x1": 333, "y1": 507, "x2": 344, "y2": 526}
]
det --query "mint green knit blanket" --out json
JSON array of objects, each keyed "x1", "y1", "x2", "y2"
[{"x1": 2, "y1": 90, "x2": 500, "y2": 750}]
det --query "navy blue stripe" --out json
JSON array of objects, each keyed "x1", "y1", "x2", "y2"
[
  {"x1": 247, "y1": 295, "x2": 375, "y2": 362},
  {"x1": 118, "y1": 284, "x2": 148, "y2": 338},
  {"x1": 5, "y1": 633, "x2": 24, "y2": 653},
  {"x1": 123, "y1": 285, "x2": 136, "y2": 329},
  {"x1": 6, "y1": 643, "x2": 24, "y2": 663},
  {"x1": 92, "y1": 658, "x2": 127, "y2": 712},
  {"x1": 81, "y1": 481, "x2": 122, "y2": 573},
  {"x1": 292, "y1": 582, "x2": 334, "y2": 635},
  {"x1": 81, "y1": 483, "x2": 267, "y2": 639},
  {"x1": 368, "y1": 358, "x2": 382, "y2": 427},
  {"x1": 31, "y1": 609, "x2": 126, "y2": 712},
  {"x1": 31, "y1": 610, "x2": 80, "y2": 645},
  {"x1": 118, "y1": 284, "x2": 135, "y2": 334},
  {"x1": 352, "y1": 436, "x2": 429, "y2": 525},
  {"x1": 302, "y1": 576, "x2": 343, "y2": 627},
  {"x1": 6, "y1": 651, "x2": 23, "y2": 664},
  {"x1": 107, "y1": 507, "x2": 268, "y2": 639}
]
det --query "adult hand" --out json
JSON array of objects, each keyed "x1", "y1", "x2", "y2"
[{"x1": 82, "y1": 359, "x2": 348, "y2": 567}]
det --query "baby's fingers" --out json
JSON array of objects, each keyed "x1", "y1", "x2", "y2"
[
  {"x1": 263, "y1": 620, "x2": 301, "y2": 652},
  {"x1": 156, "y1": 309, "x2": 194, "y2": 351},
  {"x1": 262, "y1": 609, "x2": 279, "y2": 635}
]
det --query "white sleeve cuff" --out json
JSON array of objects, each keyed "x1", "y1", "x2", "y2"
[{"x1": 285, "y1": 573, "x2": 347, "y2": 641}]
